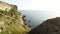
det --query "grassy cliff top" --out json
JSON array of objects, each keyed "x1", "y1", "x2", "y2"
[{"x1": 0, "y1": 1, "x2": 31, "y2": 34}]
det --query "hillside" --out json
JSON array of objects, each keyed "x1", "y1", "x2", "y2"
[
  {"x1": 0, "y1": 1, "x2": 31, "y2": 34},
  {"x1": 29, "y1": 17, "x2": 60, "y2": 34}
]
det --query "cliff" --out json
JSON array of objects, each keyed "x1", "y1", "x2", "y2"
[
  {"x1": 0, "y1": 1, "x2": 17, "y2": 11},
  {"x1": 0, "y1": 1, "x2": 31, "y2": 34},
  {"x1": 29, "y1": 17, "x2": 60, "y2": 34}
]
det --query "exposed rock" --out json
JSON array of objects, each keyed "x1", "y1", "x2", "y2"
[
  {"x1": 29, "y1": 17, "x2": 60, "y2": 34},
  {"x1": 0, "y1": 1, "x2": 31, "y2": 34},
  {"x1": 0, "y1": 1, "x2": 17, "y2": 11}
]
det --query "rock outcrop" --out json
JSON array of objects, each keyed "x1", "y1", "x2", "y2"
[
  {"x1": 0, "y1": 1, "x2": 31, "y2": 34},
  {"x1": 0, "y1": 1, "x2": 17, "y2": 11},
  {"x1": 29, "y1": 17, "x2": 60, "y2": 34}
]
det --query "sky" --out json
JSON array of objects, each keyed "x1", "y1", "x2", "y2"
[{"x1": 0, "y1": 0, "x2": 60, "y2": 11}]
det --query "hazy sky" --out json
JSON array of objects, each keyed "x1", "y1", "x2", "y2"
[{"x1": 1, "y1": 0, "x2": 60, "y2": 11}]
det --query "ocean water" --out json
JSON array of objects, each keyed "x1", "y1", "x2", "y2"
[{"x1": 19, "y1": 10, "x2": 60, "y2": 28}]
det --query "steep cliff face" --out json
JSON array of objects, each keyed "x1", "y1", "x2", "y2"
[
  {"x1": 29, "y1": 17, "x2": 60, "y2": 34},
  {"x1": 0, "y1": 1, "x2": 31, "y2": 34}
]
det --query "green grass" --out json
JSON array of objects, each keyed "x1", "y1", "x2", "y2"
[{"x1": 0, "y1": 9, "x2": 30, "y2": 34}]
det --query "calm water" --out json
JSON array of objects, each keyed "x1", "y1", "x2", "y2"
[{"x1": 19, "y1": 10, "x2": 60, "y2": 28}]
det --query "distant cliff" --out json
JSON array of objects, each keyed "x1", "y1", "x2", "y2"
[
  {"x1": 29, "y1": 17, "x2": 60, "y2": 34},
  {"x1": 0, "y1": 1, "x2": 31, "y2": 34}
]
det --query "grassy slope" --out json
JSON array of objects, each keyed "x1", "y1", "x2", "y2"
[{"x1": 0, "y1": 9, "x2": 30, "y2": 34}]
